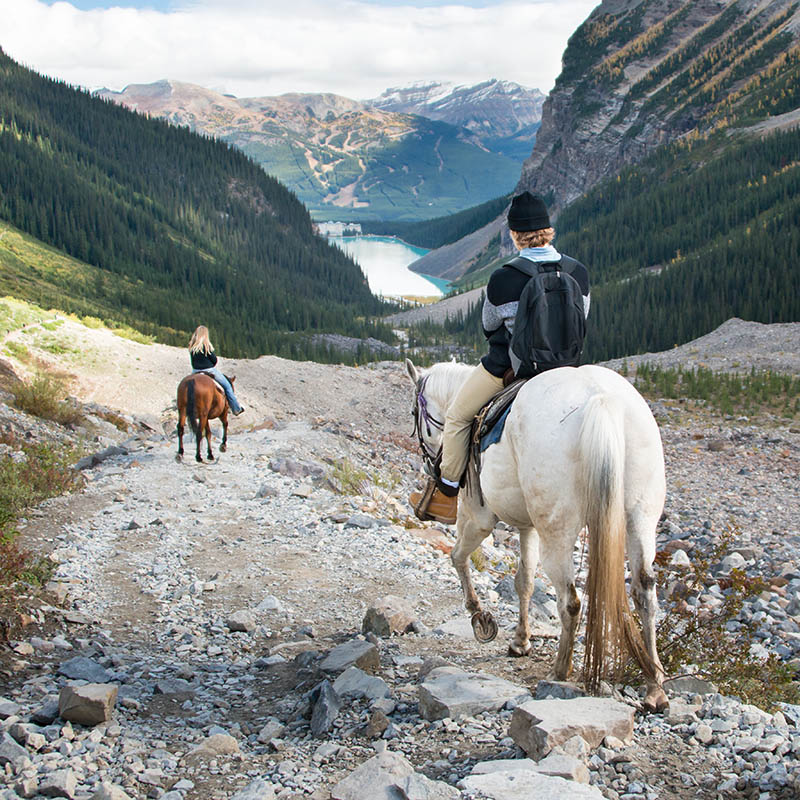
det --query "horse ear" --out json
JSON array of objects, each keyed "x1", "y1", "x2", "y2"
[{"x1": 405, "y1": 358, "x2": 419, "y2": 384}]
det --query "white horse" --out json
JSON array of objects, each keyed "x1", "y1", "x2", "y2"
[{"x1": 407, "y1": 359, "x2": 669, "y2": 712}]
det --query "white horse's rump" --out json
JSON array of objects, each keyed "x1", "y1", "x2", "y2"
[{"x1": 407, "y1": 360, "x2": 669, "y2": 711}]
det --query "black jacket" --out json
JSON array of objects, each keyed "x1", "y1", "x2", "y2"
[{"x1": 190, "y1": 350, "x2": 218, "y2": 371}]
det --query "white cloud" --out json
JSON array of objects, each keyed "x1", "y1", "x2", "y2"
[{"x1": 1, "y1": 0, "x2": 597, "y2": 98}]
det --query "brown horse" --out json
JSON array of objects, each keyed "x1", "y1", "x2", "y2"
[{"x1": 176, "y1": 373, "x2": 233, "y2": 462}]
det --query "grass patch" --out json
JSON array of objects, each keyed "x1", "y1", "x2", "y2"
[
  {"x1": 111, "y1": 324, "x2": 154, "y2": 345},
  {"x1": 3, "y1": 340, "x2": 30, "y2": 363},
  {"x1": 626, "y1": 362, "x2": 800, "y2": 420},
  {"x1": 11, "y1": 372, "x2": 83, "y2": 427},
  {"x1": 0, "y1": 437, "x2": 81, "y2": 602},
  {"x1": 328, "y1": 458, "x2": 369, "y2": 495}
]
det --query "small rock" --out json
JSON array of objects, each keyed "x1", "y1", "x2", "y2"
[
  {"x1": 58, "y1": 656, "x2": 113, "y2": 683},
  {"x1": 320, "y1": 639, "x2": 380, "y2": 674},
  {"x1": 91, "y1": 783, "x2": 134, "y2": 800},
  {"x1": 229, "y1": 778, "x2": 277, "y2": 800},
  {"x1": 226, "y1": 610, "x2": 257, "y2": 633},
  {"x1": 39, "y1": 769, "x2": 77, "y2": 798},
  {"x1": 310, "y1": 680, "x2": 341, "y2": 738},
  {"x1": 362, "y1": 595, "x2": 417, "y2": 637},
  {"x1": 333, "y1": 666, "x2": 391, "y2": 701},
  {"x1": 59, "y1": 684, "x2": 118, "y2": 726}
]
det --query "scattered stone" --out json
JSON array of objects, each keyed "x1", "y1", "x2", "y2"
[
  {"x1": 310, "y1": 680, "x2": 341, "y2": 738},
  {"x1": 154, "y1": 678, "x2": 194, "y2": 696},
  {"x1": 188, "y1": 733, "x2": 240, "y2": 759},
  {"x1": 535, "y1": 681, "x2": 585, "y2": 700},
  {"x1": 57, "y1": 656, "x2": 113, "y2": 683},
  {"x1": 510, "y1": 697, "x2": 635, "y2": 759},
  {"x1": 418, "y1": 667, "x2": 530, "y2": 721},
  {"x1": 39, "y1": 769, "x2": 77, "y2": 798},
  {"x1": 91, "y1": 784, "x2": 134, "y2": 800},
  {"x1": 664, "y1": 676, "x2": 717, "y2": 695},
  {"x1": 320, "y1": 639, "x2": 380, "y2": 674},
  {"x1": 0, "y1": 731, "x2": 29, "y2": 765},
  {"x1": 0, "y1": 697, "x2": 22, "y2": 719},
  {"x1": 58, "y1": 683, "x2": 118, "y2": 726},
  {"x1": 461, "y1": 769, "x2": 604, "y2": 799},
  {"x1": 333, "y1": 666, "x2": 391, "y2": 700},
  {"x1": 331, "y1": 751, "x2": 459, "y2": 800},
  {"x1": 30, "y1": 698, "x2": 60, "y2": 726},
  {"x1": 229, "y1": 778, "x2": 277, "y2": 800},
  {"x1": 226, "y1": 610, "x2": 257, "y2": 632},
  {"x1": 362, "y1": 595, "x2": 417, "y2": 637}
]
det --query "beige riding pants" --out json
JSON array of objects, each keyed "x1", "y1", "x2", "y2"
[{"x1": 440, "y1": 363, "x2": 505, "y2": 484}]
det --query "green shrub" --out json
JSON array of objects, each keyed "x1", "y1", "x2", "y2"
[
  {"x1": 11, "y1": 373, "x2": 83, "y2": 426},
  {"x1": 328, "y1": 458, "x2": 369, "y2": 495},
  {"x1": 648, "y1": 526, "x2": 800, "y2": 711}
]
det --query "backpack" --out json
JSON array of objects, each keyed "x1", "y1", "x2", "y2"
[{"x1": 506, "y1": 255, "x2": 586, "y2": 379}]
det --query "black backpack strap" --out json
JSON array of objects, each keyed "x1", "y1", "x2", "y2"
[{"x1": 505, "y1": 255, "x2": 568, "y2": 278}]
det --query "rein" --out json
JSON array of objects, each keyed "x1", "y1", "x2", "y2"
[{"x1": 411, "y1": 375, "x2": 444, "y2": 478}]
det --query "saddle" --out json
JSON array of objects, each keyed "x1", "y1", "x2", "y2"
[
  {"x1": 195, "y1": 371, "x2": 227, "y2": 398},
  {"x1": 465, "y1": 378, "x2": 528, "y2": 502}
]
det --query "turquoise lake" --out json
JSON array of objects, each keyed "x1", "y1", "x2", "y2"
[{"x1": 330, "y1": 235, "x2": 447, "y2": 298}]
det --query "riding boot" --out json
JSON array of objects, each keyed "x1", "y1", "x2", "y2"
[{"x1": 409, "y1": 478, "x2": 458, "y2": 525}]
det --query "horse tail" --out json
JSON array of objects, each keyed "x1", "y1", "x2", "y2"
[
  {"x1": 186, "y1": 379, "x2": 200, "y2": 438},
  {"x1": 580, "y1": 393, "x2": 655, "y2": 692}
]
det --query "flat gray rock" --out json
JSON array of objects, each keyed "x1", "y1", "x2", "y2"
[
  {"x1": 461, "y1": 769, "x2": 603, "y2": 799},
  {"x1": 320, "y1": 639, "x2": 380, "y2": 673},
  {"x1": 0, "y1": 732, "x2": 28, "y2": 766},
  {"x1": 58, "y1": 656, "x2": 113, "y2": 683},
  {"x1": 229, "y1": 778, "x2": 277, "y2": 799},
  {"x1": 418, "y1": 667, "x2": 530, "y2": 721},
  {"x1": 333, "y1": 666, "x2": 390, "y2": 700},
  {"x1": 331, "y1": 751, "x2": 458, "y2": 800},
  {"x1": 510, "y1": 697, "x2": 635, "y2": 759}
]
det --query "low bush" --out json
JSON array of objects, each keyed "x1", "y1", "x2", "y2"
[
  {"x1": 11, "y1": 373, "x2": 83, "y2": 426},
  {"x1": 648, "y1": 526, "x2": 800, "y2": 710}
]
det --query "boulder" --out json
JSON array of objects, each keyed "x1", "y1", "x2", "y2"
[
  {"x1": 418, "y1": 667, "x2": 530, "y2": 721},
  {"x1": 461, "y1": 770, "x2": 604, "y2": 799},
  {"x1": 333, "y1": 667, "x2": 391, "y2": 701},
  {"x1": 310, "y1": 680, "x2": 341, "y2": 738},
  {"x1": 331, "y1": 751, "x2": 459, "y2": 800},
  {"x1": 58, "y1": 684, "x2": 118, "y2": 727},
  {"x1": 0, "y1": 731, "x2": 28, "y2": 766},
  {"x1": 510, "y1": 697, "x2": 635, "y2": 759},
  {"x1": 362, "y1": 596, "x2": 417, "y2": 637},
  {"x1": 57, "y1": 656, "x2": 113, "y2": 683},
  {"x1": 320, "y1": 640, "x2": 380, "y2": 674},
  {"x1": 39, "y1": 769, "x2": 77, "y2": 798},
  {"x1": 226, "y1": 610, "x2": 257, "y2": 633}
]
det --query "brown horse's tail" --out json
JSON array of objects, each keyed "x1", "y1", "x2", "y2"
[
  {"x1": 186, "y1": 379, "x2": 200, "y2": 438},
  {"x1": 580, "y1": 394, "x2": 656, "y2": 692}
]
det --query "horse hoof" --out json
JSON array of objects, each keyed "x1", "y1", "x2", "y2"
[
  {"x1": 507, "y1": 642, "x2": 531, "y2": 658},
  {"x1": 471, "y1": 611, "x2": 498, "y2": 643},
  {"x1": 642, "y1": 688, "x2": 669, "y2": 714},
  {"x1": 220, "y1": 445, "x2": 227, "y2": 453},
  {"x1": 175, "y1": 454, "x2": 182, "y2": 462},
  {"x1": 196, "y1": 456, "x2": 203, "y2": 463}
]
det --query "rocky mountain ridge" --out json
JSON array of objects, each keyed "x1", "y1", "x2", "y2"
[
  {"x1": 367, "y1": 79, "x2": 545, "y2": 160},
  {"x1": 518, "y1": 0, "x2": 800, "y2": 211},
  {"x1": 96, "y1": 79, "x2": 534, "y2": 221}
]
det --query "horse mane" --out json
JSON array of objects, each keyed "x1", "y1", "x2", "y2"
[{"x1": 423, "y1": 361, "x2": 473, "y2": 410}]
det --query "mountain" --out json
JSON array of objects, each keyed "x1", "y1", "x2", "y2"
[
  {"x1": 367, "y1": 79, "x2": 545, "y2": 161},
  {"x1": 519, "y1": 0, "x2": 800, "y2": 211},
  {"x1": 0, "y1": 49, "x2": 392, "y2": 360},
  {"x1": 96, "y1": 81, "x2": 523, "y2": 222},
  {"x1": 400, "y1": 0, "x2": 800, "y2": 362}
]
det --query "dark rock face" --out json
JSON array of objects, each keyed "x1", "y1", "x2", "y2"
[{"x1": 518, "y1": 0, "x2": 800, "y2": 213}]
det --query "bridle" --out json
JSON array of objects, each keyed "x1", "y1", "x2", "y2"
[{"x1": 411, "y1": 375, "x2": 444, "y2": 478}]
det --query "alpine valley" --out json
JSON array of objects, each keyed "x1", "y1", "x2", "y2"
[{"x1": 96, "y1": 79, "x2": 544, "y2": 221}]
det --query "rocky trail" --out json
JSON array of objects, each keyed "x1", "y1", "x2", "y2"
[{"x1": 0, "y1": 318, "x2": 799, "y2": 800}]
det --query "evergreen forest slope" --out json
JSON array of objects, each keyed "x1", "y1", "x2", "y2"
[{"x1": 0, "y1": 50, "x2": 393, "y2": 360}]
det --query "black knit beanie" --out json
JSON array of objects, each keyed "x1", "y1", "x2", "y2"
[{"x1": 507, "y1": 191, "x2": 550, "y2": 231}]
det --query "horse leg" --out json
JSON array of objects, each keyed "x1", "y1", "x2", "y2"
[
  {"x1": 195, "y1": 413, "x2": 205, "y2": 463},
  {"x1": 177, "y1": 410, "x2": 185, "y2": 460},
  {"x1": 205, "y1": 420, "x2": 214, "y2": 461},
  {"x1": 508, "y1": 527, "x2": 539, "y2": 656},
  {"x1": 627, "y1": 511, "x2": 669, "y2": 713},
  {"x1": 539, "y1": 529, "x2": 581, "y2": 681},
  {"x1": 220, "y1": 412, "x2": 228, "y2": 453},
  {"x1": 451, "y1": 499, "x2": 498, "y2": 643}
]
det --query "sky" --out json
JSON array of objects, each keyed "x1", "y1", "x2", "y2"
[{"x1": 2, "y1": 0, "x2": 599, "y2": 100}]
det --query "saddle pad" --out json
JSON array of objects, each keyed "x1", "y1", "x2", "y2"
[
  {"x1": 479, "y1": 405, "x2": 513, "y2": 452},
  {"x1": 196, "y1": 371, "x2": 225, "y2": 396}
]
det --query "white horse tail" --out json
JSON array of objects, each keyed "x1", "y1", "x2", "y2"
[{"x1": 580, "y1": 393, "x2": 654, "y2": 692}]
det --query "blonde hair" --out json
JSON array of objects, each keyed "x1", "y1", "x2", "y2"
[
  {"x1": 511, "y1": 227, "x2": 555, "y2": 249},
  {"x1": 189, "y1": 325, "x2": 214, "y2": 355}
]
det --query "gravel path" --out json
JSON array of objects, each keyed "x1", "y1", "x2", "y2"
[{"x1": 0, "y1": 317, "x2": 799, "y2": 800}]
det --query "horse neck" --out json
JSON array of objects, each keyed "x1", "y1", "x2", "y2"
[{"x1": 426, "y1": 363, "x2": 472, "y2": 414}]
